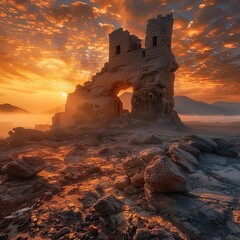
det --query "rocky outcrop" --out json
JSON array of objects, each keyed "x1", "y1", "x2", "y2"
[
  {"x1": 121, "y1": 135, "x2": 238, "y2": 195},
  {"x1": 175, "y1": 143, "x2": 201, "y2": 157},
  {"x1": 144, "y1": 156, "x2": 188, "y2": 193},
  {"x1": 0, "y1": 155, "x2": 15, "y2": 171},
  {"x1": 1, "y1": 156, "x2": 46, "y2": 178},
  {"x1": 123, "y1": 156, "x2": 147, "y2": 187},
  {"x1": 114, "y1": 176, "x2": 131, "y2": 190},
  {"x1": 138, "y1": 146, "x2": 164, "y2": 162},
  {"x1": 213, "y1": 138, "x2": 234, "y2": 149},
  {"x1": 169, "y1": 143, "x2": 198, "y2": 173},
  {"x1": 123, "y1": 147, "x2": 165, "y2": 187},
  {"x1": 7, "y1": 127, "x2": 48, "y2": 147},
  {"x1": 93, "y1": 195, "x2": 122, "y2": 216},
  {"x1": 181, "y1": 135, "x2": 238, "y2": 157}
]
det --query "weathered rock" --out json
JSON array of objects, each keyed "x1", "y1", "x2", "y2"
[
  {"x1": 211, "y1": 167, "x2": 240, "y2": 185},
  {"x1": 98, "y1": 147, "x2": 109, "y2": 155},
  {"x1": 55, "y1": 207, "x2": 82, "y2": 221},
  {"x1": 8, "y1": 127, "x2": 48, "y2": 143},
  {"x1": 232, "y1": 210, "x2": 240, "y2": 225},
  {"x1": 143, "y1": 134, "x2": 162, "y2": 144},
  {"x1": 1, "y1": 156, "x2": 46, "y2": 178},
  {"x1": 0, "y1": 234, "x2": 8, "y2": 240},
  {"x1": 123, "y1": 156, "x2": 147, "y2": 187},
  {"x1": 139, "y1": 146, "x2": 164, "y2": 163},
  {"x1": 52, "y1": 227, "x2": 70, "y2": 240},
  {"x1": 183, "y1": 135, "x2": 217, "y2": 149},
  {"x1": 169, "y1": 144, "x2": 198, "y2": 173},
  {"x1": 114, "y1": 175, "x2": 131, "y2": 190},
  {"x1": 134, "y1": 228, "x2": 153, "y2": 240},
  {"x1": 0, "y1": 155, "x2": 15, "y2": 171},
  {"x1": 145, "y1": 188, "x2": 227, "y2": 240},
  {"x1": 213, "y1": 138, "x2": 234, "y2": 149},
  {"x1": 124, "y1": 185, "x2": 140, "y2": 195},
  {"x1": 144, "y1": 156, "x2": 188, "y2": 193},
  {"x1": 175, "y1": 143, "x2": 201, "y2": 157},
  {"x1": 214, "y1": 148, "x2": 239, "y2": 158},
  {"x1": 187, "y1": 139, "x2": 213, "y2": 153},
  {"x1": 93, "y1": 195, "x2": 122, "y2": 216}
]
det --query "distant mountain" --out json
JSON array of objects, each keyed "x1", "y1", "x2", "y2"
[
  {"x1": 0, "y1": 103, "x2": 29, "y2": 113},
  {"x1": 119, "y1": 93, "x2": 240, "y2": 115},
  {"x1": 174, "y1": 96, "x2": 240, "y2": 115},
  {"x1": 42, "y1": 105, "x2": 65, "y2": 114},
  {"x1": 212, "y1": 101, "x2": 240, "y2": 114}
]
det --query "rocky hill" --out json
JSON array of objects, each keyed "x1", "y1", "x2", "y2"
[{"x1": 0, "y1": 103, "x2": 29, "y2": 114}]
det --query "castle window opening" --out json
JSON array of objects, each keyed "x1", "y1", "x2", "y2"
[
  {"x1": 117, "y1": 87, "x2": 133, "y2": 112},
  {"x1": 116, "y1": 45, "x2": 121, "y2": 55},
  {"x1": 152, "y1": 36, "x2": 157, "y2": 46}
]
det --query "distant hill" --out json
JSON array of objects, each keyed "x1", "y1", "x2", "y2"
[
  {"x1": 174, "y1": 96, "x2": 240, "y2": 115},
  {"x1": 0, "y1": 103, "x2": 29, "y2": 113},
  {"x1": 119, "y1": 93, "x2": 240, "y2": 115},
  {"x1": 42, "y1": 105, "x2": 65, "y2": 114},
  {"x1": 212, "y1": 101, "x2": 240, "y2": 114}
]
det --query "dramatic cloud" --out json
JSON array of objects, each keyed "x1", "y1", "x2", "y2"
[{"x1": 0, "y1": 0, "x2": 239, "y2": 111}]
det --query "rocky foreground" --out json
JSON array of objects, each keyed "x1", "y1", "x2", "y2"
[{"x1": 0, "y1": 123, "x2": 240, "y2": 240}]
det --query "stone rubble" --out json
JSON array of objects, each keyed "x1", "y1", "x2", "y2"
[
  {"x1": 0, "y1": 122, "x2": 239, "y2": 240},
  {"x1": 1, "y1": 156, "x2": 46, "y2": 178}
]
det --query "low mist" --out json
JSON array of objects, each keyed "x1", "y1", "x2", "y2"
[
  {"x1": 0, "y1": 113, "x2": 52, "y2": 138},
  {"x1": 0, "y1": 113, "x2": 240, "y2": 139},
  {"x1": 179, "y1": 114, "x2": 240, "y2": 123}
]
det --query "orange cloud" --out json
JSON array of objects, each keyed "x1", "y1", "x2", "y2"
[{"x1": 0, "y1": 0, "x2": 239, "y2": 112}]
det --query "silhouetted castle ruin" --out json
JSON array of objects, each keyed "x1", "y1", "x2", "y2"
[{"x1": 53, "y1": 13, "x2": 180, "y2": 129}]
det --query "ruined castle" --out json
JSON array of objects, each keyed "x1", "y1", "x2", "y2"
[{"x1": 53, "y1": 13, "x2": 179, "y2": 129}]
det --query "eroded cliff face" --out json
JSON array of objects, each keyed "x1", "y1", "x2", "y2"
[{"x1": 52, "y1": 13, "x2": 180, "y2": 130}]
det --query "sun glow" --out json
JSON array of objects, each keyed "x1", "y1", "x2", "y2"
[{"x1": 60, "y1": 92, "x2": 68, "y2": 99}]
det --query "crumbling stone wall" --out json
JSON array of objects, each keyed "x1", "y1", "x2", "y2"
[
  {"x1": 109, "y1": 28, "x2": 142, "y2": 68},
  {"x1": 52, "y1": 13, "x2": 180, "y2": 130}
]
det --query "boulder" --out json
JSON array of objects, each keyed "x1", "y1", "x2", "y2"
[
  {"x1": 123, "y1": 156, "x2": 147, "y2": 187},
  {"x1": 138, "y1": 146, "x2": 164, "y2": 163},
  {"x1": 169, "y1": 144, "x2": 198, "y2": 173},
  {"x1": 93, "y1": 195, "x2": 122, "y2": 216},
  {"x1": 52, "y1": 227, "x2": 70, "y2": 240},
  {"x1": 134, "y1": 228, "x2": 153, "y2": 240},
  {"x1": 98, "y1": 147, "x2": 109, "y2": 155},
  {"x1": 0, "y1": 155, "x2": 15, "y2": 171},
  {"x1": 213, "y1": 138, "x2": 234, "y2": 149},
  {"x1": 183, "y1": 134, "x2": 217, "y2": 149},
  {"x1": 1, "y1": 156, "x2": 46, "y2": 178},
  {"x1": 144, "y1": 134, "x2": 162, "y2": 144},
  {"x1": 60, "y1": 165, "x2": 82, "y2": 180},
  {"x1": 214, "y1": 148, "x2": 239, "y2": 158},
  {"x1": 176, "y1": 143, "x2": 201, "y2": 157},
  {"x1": 114, "y1": 176, "x2": 131, "y2": 190},
  {"x1": 8, "y1": 127, "x2": 48, "y2": 142},
  {"x1": 187, "y1": 139, "x2": 213, "y2": 153},
  {"x1": 144, "y1": 156, "x2": 188, "y2": 193}
]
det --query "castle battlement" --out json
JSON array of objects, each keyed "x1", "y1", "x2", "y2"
[{"x1": 108, "y1": 13, "x2": 174, "y2": 68}]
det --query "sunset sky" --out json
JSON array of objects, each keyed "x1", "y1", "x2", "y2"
[{"x1": 0, "y1": 0, "x2": 239, "y2": 112}]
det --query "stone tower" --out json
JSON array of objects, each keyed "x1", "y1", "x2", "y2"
[{"x1": 145, "y1": 13, "x2": 174, "y2": 59}]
